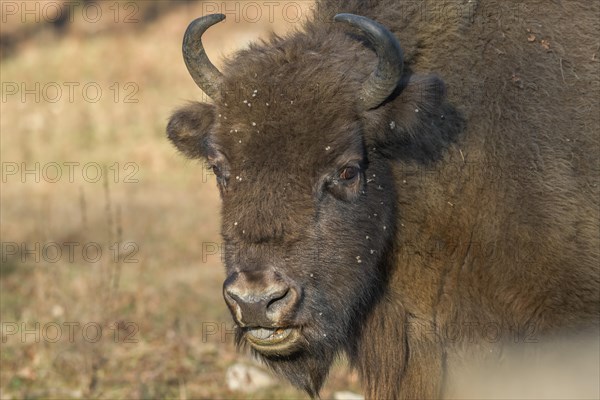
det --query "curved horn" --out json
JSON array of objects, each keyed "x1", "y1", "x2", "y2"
[
  {"x1": 334, "y1": 13, "x2": 404, "y2": 110},
  {"x1": 183, "y1": 14, "x2": 225, "y2": 100}
]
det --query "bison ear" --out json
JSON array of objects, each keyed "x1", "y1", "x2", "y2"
[
  {"x1": 366, "y1": 74, "x2": 449, "y2": 147},
  {"x1": 167, "y1": 102, "x2": 216, "y2": 159}
]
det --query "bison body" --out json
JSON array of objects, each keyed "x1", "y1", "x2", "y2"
[{"x1": 167, "y1": 1, "x2": 599, "y2": 397}]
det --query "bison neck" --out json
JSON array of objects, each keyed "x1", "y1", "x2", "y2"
[{"x1": 351, "y1": 289, "x2": 446, "y2": 399}]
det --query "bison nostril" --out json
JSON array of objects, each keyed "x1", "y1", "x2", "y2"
[{"x1": 266, "y1": 288, "x2": 289, "y2": 309}]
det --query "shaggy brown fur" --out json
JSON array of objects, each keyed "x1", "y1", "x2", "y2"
[{"x1": 167, "y1": 1, "x2": 599, "y2": 398}]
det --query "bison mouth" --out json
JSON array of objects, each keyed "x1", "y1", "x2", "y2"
[{"x1": 244, "y1": 327, "x2": 301, "y2": 355}]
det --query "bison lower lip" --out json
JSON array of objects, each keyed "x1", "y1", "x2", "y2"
[
  {"x1": 245, "y1": 327, "x2": 293, "y2": 346},
  {"x1": 244, "y1": 327, "x2": 302, "y2": 355}
]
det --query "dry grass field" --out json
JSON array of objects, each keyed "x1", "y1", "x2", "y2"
[{"x1": 0, "y1": 1, "x2": 362, "y2": 398}]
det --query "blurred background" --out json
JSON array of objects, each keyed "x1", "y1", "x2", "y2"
[{"x1": 0, "y1": 1, "x2": 363, "y2": 398}]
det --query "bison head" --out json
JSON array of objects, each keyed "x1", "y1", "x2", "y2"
[{"x1": 167, "y1": 13, "x2": 447, "y2": 395}]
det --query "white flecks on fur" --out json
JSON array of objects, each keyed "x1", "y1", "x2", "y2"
[
  {"x1": 243, "y1": 100, "x2": 247, "y2": 104},
  {"x1": 389, "y1": 121, "x2": 396, "y2": 129},
  {"x1": 374, "y1": 213, "x2": 378, "y2": 217},
  {"x1": 383, "y1": 226, "x2": 387, "y2": 230},
  {"x1": 251, "y1": 122, "x2": 257, "y2": 126},
  {"x1": 252, "y1": 89, "x2": 258, "y2": 98},
  {"x1": 448, "y1": 201, "x2": 454, "y2": 207},
  {"x1": 356, "y1": 256, "x2": 362, "y2": 263},
  {"x1": 310, "y1": 273, "x2": 314, "y2": 277},
  {"x1": 325, "y1": 146, "x2": 331, "y2": 151},
  {"x1": 415, "y1": 108, "x2": 420, "y2": 113},
  {"x1": 218, "y1": 114, "x2": 222, "y2": 118},
  {"x1": 366, "y1": 235, "x2": 370, "y2": 240},
  {"x1": 242, "y1": 230, "x2": 246, "y2": 234},
  {"x1": 372, "y1": 174, "x2": 376, "y2": 177},
  {"x1": 247, "y1": 103, "x2": 252, "y2": 107},
  {"x1": 377, "y1": 185, "x2": 384, "y2": 191},
  {"x1": 234, "y1": 222, "x2": 238, "y2": 226},
  {"x1": 370, "y1": 249, "x2": 375, "y2": 254},
  {"x1": 403, "y1": 179, "x2": 407, "y2": 184},
  {"x1": 265, "y1": 102, "x2": 270, "y2": 106},
  {"x1": 238, "y1": 140, "x2": 242, "y2": 143},
  {"x1": 224, "y1": 103, "x2": 228, "y2": 107},
  {"x1": 367, "y1": 178, "x2": 374, "y2": 183},
  {"x1": 290, "y1": 100, "x2": 294, "y2": 105}
]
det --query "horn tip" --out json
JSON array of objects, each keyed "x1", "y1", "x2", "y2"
[
  {"x1": 189, "y1": 13, "x2": 226, "y2": 29},
  {"x1": 333, "y1": 13, "x2": 355, "y2": 23},
  {"x1": 213, "y1": 13, "x2": 226, "y2": 22},
  {"x1": 199, "y1": 13, "x2": 226, "y2": 24}
]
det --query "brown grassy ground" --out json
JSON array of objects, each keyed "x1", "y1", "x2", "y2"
[{"x1": 0, "y1": 1, "x2": 362, "y2": 398}]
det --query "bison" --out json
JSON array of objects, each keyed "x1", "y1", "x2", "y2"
[{"x1": 167, "y1": 0, "x2": 599, "y2": 398}]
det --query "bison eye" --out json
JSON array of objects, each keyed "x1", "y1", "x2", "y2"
[
  {"x1": 325, "y1": 164, "x2": 363, "y2": 202},
  {"x1": 211, "y1": 164, "x2": 222, "y2": 177},
  {"x1": 339, "y1": 166, "x2": 359, "y2": 181},
  {"x1": 208, "y1": 163, "x2": 228, "y2": 192}
]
